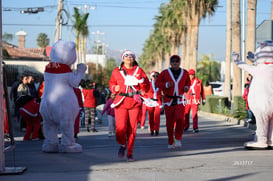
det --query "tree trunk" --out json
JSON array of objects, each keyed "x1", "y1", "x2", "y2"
[
  {"x1": 185, "y1": 16, "x2": 192, "y2": 70},
  {"x1": 232, "y1": 0, "x2": 242, "y2": 99},
  {"x1": 245, "y1": 0, "x2": 257, "y2": 68},
  {"x1": 224, "y1": 0, "x2": 232, "y2": 100},
  {"x1": 181, "y1": 30, "x2": 187, "y2": 68},
  {"x1": 164, "y1": 52, "x2": 170, "y2": 69},
  {"x1": 190, "y1": 14, "x2": 200, "y2": 71}
]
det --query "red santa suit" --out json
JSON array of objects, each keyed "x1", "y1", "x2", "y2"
[
  {"x1": 74, "y1": 87, "x2": 84, "y2": 136},
  {"x1": 109, "y1": 64, "x2": 150, "y2": 158},
  {"x1": 19, "y1": 98, "x2": 41, "y2": 140},
  {"x1": 155, "y1": 67, "x2": 190, "y2": 147},
  {"x1": 184, "y1": 70, "x2": 205, "y2": 131},
  {"x1": 143, "y1": 73, "x2": 163, "y2": 135}
]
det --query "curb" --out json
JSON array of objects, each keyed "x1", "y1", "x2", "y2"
[{"x1": 199, "y1": 111, "x2": 256, "y2": 130}]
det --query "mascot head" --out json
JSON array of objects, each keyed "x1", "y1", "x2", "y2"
[
  {"x1": 50, "y1": 40, "x2": 76, "y2": 65},
  {"x1": 254, "y1": 40, "x2": 273, "y2": 64}
]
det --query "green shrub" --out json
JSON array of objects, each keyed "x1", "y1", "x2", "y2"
[
  {"x1": 200, "y1": 95, "x2": 230, "y2": 115},
  {"x1": 232, "y1": 96, "x2": 247, "y2": 120}
]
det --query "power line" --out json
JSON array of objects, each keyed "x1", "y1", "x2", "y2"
[{"x1": 2, "y1": 23, "x2": 228, "y2": 28}]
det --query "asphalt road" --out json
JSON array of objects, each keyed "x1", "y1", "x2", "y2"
[{"x1": 1, "y1": 111, "x2": 272, "y2": 181}]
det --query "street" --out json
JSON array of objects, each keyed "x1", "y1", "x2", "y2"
[{"x1": 1, "y1": 112, "x2": 273, "y2": 181}]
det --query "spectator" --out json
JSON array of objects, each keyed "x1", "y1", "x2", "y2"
[
  {"x1": 10, "y1": 74, "x2": 22, "y2": 122},
  {"x1": 94, "y1": 84, "x2": 106, "y2": 124},
  {"x1": 17, "y1": 74, "x2": 31, "y2": 131},
  {"x1": 27, "y1": 75, "x2": 37, "y2": 98},
  {"x1": 101, "y1": 93, "x2": 116, "y2": 137},
  {"x1": 17, "y1": 75, "x2": 30, "y2": 98},
  {"x1": 243, "y1": 74, "x2": 256, "y2": 124},
  {"x1": 82, "y1": 80, "x2": 98, "y2": 133}
]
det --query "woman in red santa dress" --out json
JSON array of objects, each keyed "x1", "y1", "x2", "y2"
[
  {"x1": 109, "y1": 50, "x2": 150, "y2": 162},
  {"x1": 155, "y1": 55, "x2": 191, "y2": 149},
  {"x1": 184, "y1": 69, "x2": 206, "y2": 133},
  {"x1": 143, "y1": 71, "x2": 163, "y2": 136}
]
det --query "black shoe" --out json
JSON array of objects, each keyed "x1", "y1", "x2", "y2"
[
  {"x1": 184, "y1": 127, "x2": 189, "y2": 131},
  {"x1": 87, "y1": 127, "x2": 90, "y2": 132},
  {"x1": 92, "y1": 129, "x2": 98, "y2": 133},
  {"x1": 127, "y1": 155, "x2": 134, "y2": 162},
  {"x1": 151, "y1": 131, "x2": 154, "y2": 136},
  {"x1": 74, "y1": 133, "x2": 78, "y2": 138},
  {"x1": 193, "y1": 129, "x2": 199, "y2": 133},
  {"x1": 118, "y1": 146, "x2": 126, "y2": 158},
  {"x1": 155, "y1": 131, "x2": 159, "y2": 136}
]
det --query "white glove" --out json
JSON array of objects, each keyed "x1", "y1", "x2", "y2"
[
  {"x1": 77, "y1": 63, "x2": 87, "y2": 73},
  {"x1": 125, "y1": 76, "x2": 143, "y2": 86}
]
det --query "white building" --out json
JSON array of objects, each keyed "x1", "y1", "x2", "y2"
[{"x1": 86, "y1": 54, "x2": 107, "y2": 68}]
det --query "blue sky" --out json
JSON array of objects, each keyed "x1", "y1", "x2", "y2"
[{"x1": 2, "y1": 0, "x2": 272, "y2": 61}]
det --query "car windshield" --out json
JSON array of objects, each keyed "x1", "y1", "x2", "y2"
[{"x1": 210, "y1": 83, "x2": 222, "y2": 89}]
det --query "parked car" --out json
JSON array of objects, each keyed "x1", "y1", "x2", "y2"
[{"x1": 209, "y1": 81, "x2": 224, "y2": 96}]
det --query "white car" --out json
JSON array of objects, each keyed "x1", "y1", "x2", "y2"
[{"x1": 209, "y1": 81, "x2": 224, "y2": 96}]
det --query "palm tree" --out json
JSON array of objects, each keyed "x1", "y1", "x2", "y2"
[
  {"x1": 72, "y1": 7, "x2": 89, "y2": 64},
  {"x1": 2, "y1": 33, "x2": 13, "y2": 42},
  {"x1": 224, "y1": 0, "x2": 232, "y2": 100},
  {"x1": 232, "y1": 0, "x2": 242, "y2": 99},
  {"x1": 36, "y1": 33, "x2": 50, "y2": 48},
  {"x1": 185, "y1": 0, "x2": 218, "y2": 71}
]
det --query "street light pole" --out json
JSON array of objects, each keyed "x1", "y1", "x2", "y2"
[
  {"x1": 242, "y1": 0, "x2": 245, "y2": 94},
  {"x1": 91, "y1": 31, "x2": 105, "y2": 72},
  {"x1": 54, "y1": 0, "x2": 64, "y2": 42}
]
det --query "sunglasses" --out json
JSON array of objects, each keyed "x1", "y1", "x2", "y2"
[
  {"x1": 123, "y1": 54, "x2": 134, "y2": 58},
  {"x1": 170, "y1": 59, "x2": 180, "y2": 63},
  {"x1": 152, "y1": 75, "x2": 158, "y2": 78}
]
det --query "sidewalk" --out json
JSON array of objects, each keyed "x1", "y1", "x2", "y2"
[{"x1": 1, "y1": 111, "x2": 272, "y2": 181}]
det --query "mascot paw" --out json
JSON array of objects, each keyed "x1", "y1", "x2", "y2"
[
  {"x1": 42, "y1": 143, "x2": 59, "y2": 153},
  {"x1": 244, "y1": 141, "x2": 268, "y2": 150},
  {"x1": 77, "y1": 63, "x2": 87, "y2": 73},
  {"x1": 59, "y1": 143, "x2": 83, "y2": 153},
  {"x1": 232, "y1": 51, "x2": 243, "y2": 65},
  {"x1": 246, "y1": 51, "x2": 255, "y2": 63}
]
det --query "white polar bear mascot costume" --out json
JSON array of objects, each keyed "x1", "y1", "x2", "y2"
[
  {"x1": 40, "y1": 40, "x2": 87, "y2": 153},
  {"x1": 233, "y1": 40, "x2": 273, "y2": 149}
]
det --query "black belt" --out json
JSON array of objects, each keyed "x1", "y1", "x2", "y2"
[
  {"x1": 150, "y1": 98, "x2": 158, "y2": 101},
  {"x1": 119, "y1": 91, "x2": 140, "y2": 97},
  {"x1": 165, "y1": 95, "x2": 182, "y2": 99}
]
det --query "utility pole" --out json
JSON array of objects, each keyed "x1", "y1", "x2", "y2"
[
  {"x1": 91, "y1": 31, "x2": 105, "y2": 72},
  {"x1": 54, "y1": 0, "x2": 64, "y2": 42}
]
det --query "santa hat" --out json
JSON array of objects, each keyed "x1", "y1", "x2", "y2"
[
  {"x1": 121, "y1": 50, "x2": 136, "y2": 60},
  {"x1": 150, "y1": 71, "x2": 156, "y2": 77},
  {"x1": 170, "y1": 55, "x2": 181, "y2": 61},
  {"x1": 188, "y1": 69, "x2": 195, "y2": 75}
]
